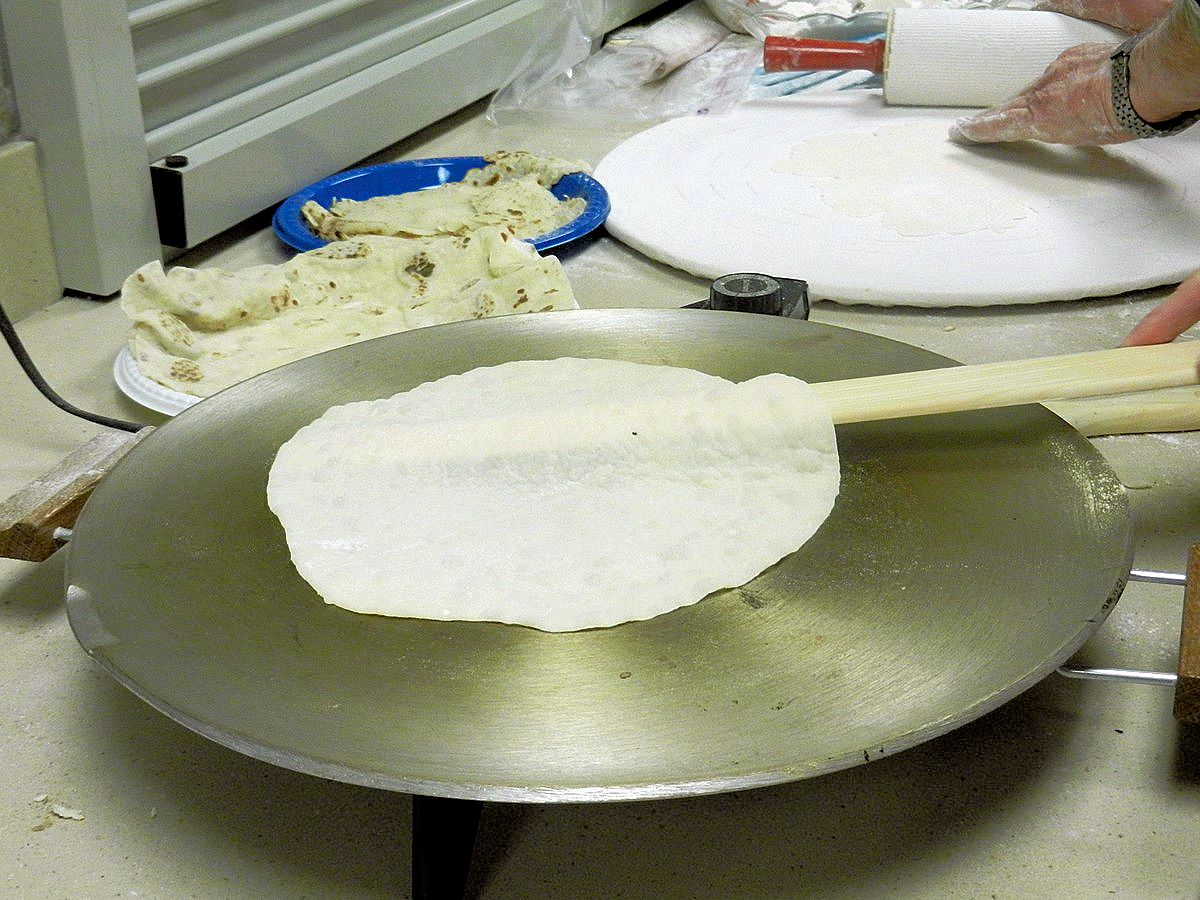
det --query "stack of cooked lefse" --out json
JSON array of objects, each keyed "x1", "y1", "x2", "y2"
[
  {"x1": 120, "y1": 152, "x2": 588, "y2": 398},
  {"x1": 299, "y1": 149, "x2": 587, "y2": 244}
]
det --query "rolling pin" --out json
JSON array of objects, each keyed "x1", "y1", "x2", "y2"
[{"x1": 763, "y1": 9, "x2": 1125, "y2": 107}]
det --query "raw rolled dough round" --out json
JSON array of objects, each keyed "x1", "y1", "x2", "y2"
[
  {"x1": 594, "y1": 93, "x2": 1200, "y2": 306},
  {"x1": 266, "y1": 357, "x2": 840, "y2": 632}
]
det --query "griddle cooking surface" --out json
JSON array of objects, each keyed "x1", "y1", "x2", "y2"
[{"x1": 65, "y1": 310, "x2": 1130, "y2": 800}]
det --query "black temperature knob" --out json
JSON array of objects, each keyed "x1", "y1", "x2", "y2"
[{"x1": 708, "y1": 273, "x2": 783, "y2": 315}]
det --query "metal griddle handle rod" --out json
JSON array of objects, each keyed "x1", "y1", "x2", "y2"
[
  {"x1": 1057, "y1": 666, "x2": 1177, "y2": 686},
  {"x1": 1056, "y1": 568, "x2": 1186, "y2": 686}
]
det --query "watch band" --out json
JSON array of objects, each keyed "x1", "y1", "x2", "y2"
[{"x1": 1110, "y1": 33, "x2": 1200, "y2": 138}]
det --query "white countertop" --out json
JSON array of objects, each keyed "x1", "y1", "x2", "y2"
[{"x1": 4, "y1": 98, "x2": 1200, "y2": 898}]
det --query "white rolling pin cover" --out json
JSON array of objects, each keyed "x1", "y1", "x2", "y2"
[{"x1": 883, "y1": 9, "x2": 1125, "y2": 107}]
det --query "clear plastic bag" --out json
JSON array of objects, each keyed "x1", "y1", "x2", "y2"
[
  {"x1": 486, "y1": 0, "x2": 759, "y2": 125},
  {"x1": 484, "y1": 0, "x2": 1015, "y2": 127},
  {"x1": 704, "y1": 0, "x2": 1012, "y2": 40}
]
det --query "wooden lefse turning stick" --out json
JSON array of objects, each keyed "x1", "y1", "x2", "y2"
[
  {"x1": 1048, "y1": 385, "x2": 1200, "y2": 438},
  {"x1": 813, "y1": 341, "x2": 1200, "y2": 425}
]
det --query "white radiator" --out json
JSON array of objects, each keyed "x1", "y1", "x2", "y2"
[{"x1": 0, "y1": 0, "x2": 659, "y2": 295}]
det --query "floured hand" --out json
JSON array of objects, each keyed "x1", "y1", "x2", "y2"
[
  {"x1": 949, "y1": 43, "x2": 1131, "y2": 145},
  {"x1": 951, "y1": 0, "x2": 1200, "y2": 145}
]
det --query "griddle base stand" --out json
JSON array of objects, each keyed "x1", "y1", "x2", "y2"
[{"x1": 412, "y1": 795, "x2": 484, "y2": 899}]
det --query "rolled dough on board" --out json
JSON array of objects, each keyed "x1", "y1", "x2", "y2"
[{"x1": 594, "y1": 93, "x2": 1200, "y2": 306}]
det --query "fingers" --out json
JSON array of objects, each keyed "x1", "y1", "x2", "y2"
[
  {"x1": 948, "y1": 44, "x2": 1130, "y2": 145},
  {"x1": 1122, "y1": 270, "x2": 1200, "y2": 345},
  {"x1": 949, "y1": 70, "x2": 1057, "y2": 143},
  {"x1": 949, "y1": 106, "x2": 1035, "y2": 143}
]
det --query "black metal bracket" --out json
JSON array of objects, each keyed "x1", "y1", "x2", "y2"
[
  {"x1": 411, "y1": 795, "x2": 485, "y2": 899},
  {"x1": 688, "y1": 273, "x2": 810, "y2": 319}
]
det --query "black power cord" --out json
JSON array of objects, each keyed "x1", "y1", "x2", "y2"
[{"x1": 0, "y1": 297, "x2": 147, "y2": 433}]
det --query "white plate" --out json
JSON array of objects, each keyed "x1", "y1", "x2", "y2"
[
  {"x1": 113, "y1": 348, "x2": 199, "y2": 416},
  {"x1": 595, "y1": 92, "x2": 1200, "y2": 306}
]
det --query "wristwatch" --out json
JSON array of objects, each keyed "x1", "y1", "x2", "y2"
[{"x1": 1110, "y1": 33, "x2": 1200, "y2": 138}]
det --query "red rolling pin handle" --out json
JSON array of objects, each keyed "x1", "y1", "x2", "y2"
[{"x1": 763, "y1": 36, "x2": 886, "y2": 73}]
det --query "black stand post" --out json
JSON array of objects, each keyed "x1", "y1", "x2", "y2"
[{"x1": 411, "y1": 795, "x2": 485, "y2": 900}]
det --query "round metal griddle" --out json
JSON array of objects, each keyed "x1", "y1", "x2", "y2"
[{"x1": 64, "y1": 309, "x2": 1132, "y2": 802}]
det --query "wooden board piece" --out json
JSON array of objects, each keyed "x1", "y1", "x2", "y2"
[
  {"x1": 1174, "y1": 545, "x2": 1200, "y2": 722},
  {"x1": 0, "y1": 427, "x2": 152, "y2": 562}
]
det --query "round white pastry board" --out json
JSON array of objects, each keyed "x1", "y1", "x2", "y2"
[{"x1": 594, "y1": 92, "x2": 1200, "y2": 306}]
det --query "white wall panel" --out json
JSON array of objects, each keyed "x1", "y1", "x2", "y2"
[
  {"x1": 1, "y1": 1, "x2": 158, "y2": 296},
  {"x1": 0, "y1": 0, "x2": 662, "y2": 295}
]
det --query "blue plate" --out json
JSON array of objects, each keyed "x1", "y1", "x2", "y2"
[{"x1": 272, "y1": 156, "x2": 610, "y2": 253}]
